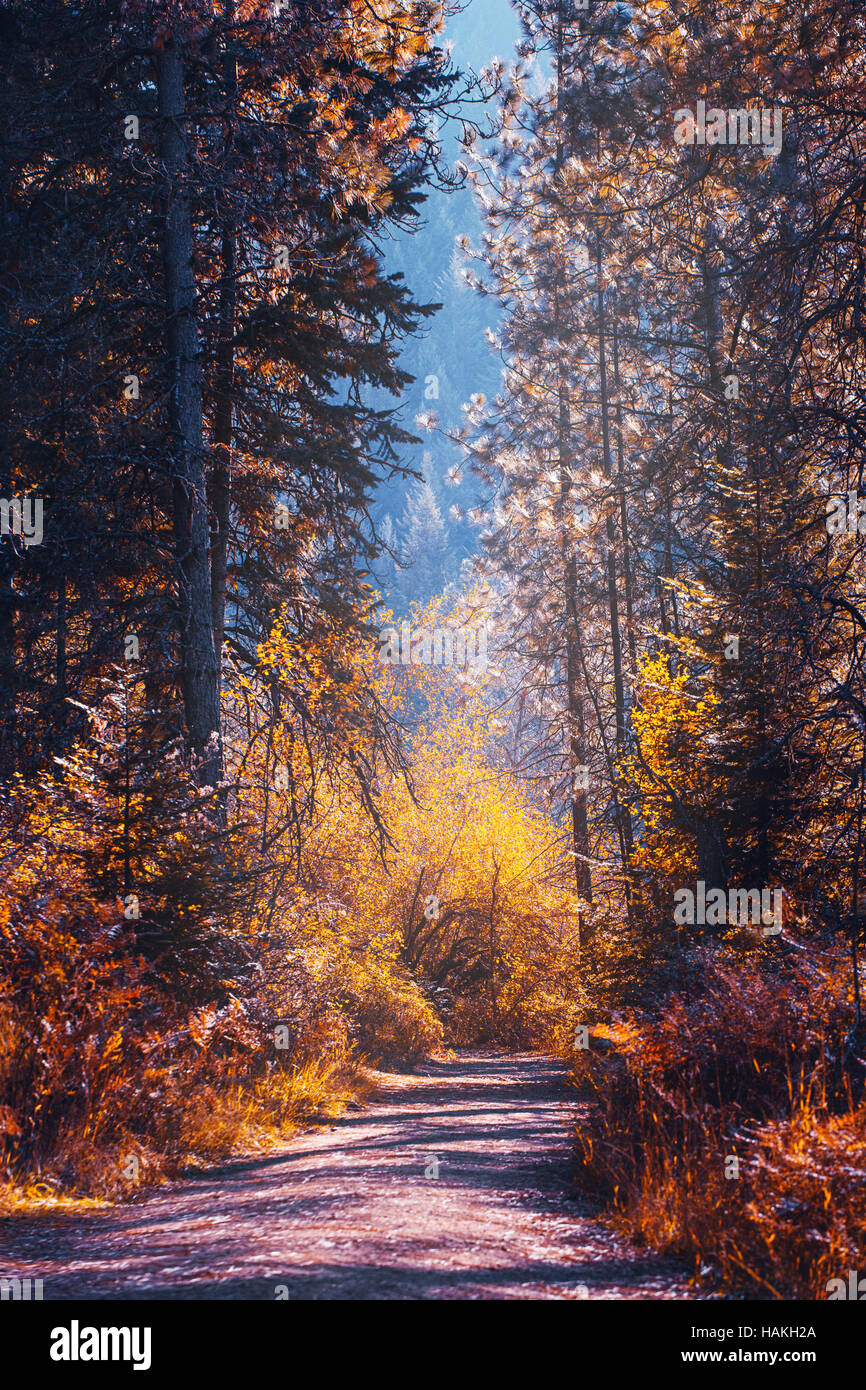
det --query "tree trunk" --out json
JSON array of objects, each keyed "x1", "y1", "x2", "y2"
[
  {"x1": 611, "y1": 299, "x2": 638, "y2": 678},
  {"x1": 156, "y1": 36, "x2": 222, "y2": 790},
  {"x1": 596, "y1": 241, "x2": 635, "y2": 880},
  {"x1": 0, "y1": 141, "x2": 17, "y2": 778},
  {"x1": 554, "y1": 3, "x2": 592, "y2": 907},
  {"x1": 210, "y1": 1, "x2": 237, "y2": 667}
]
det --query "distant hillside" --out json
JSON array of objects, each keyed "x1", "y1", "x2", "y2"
[{"x1": 371, "y1": 0, "x2": 520, "y2": 610}]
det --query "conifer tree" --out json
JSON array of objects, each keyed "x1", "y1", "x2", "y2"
[{"x1": 397, "y1": 478, "x2": 450, "y2": 602}]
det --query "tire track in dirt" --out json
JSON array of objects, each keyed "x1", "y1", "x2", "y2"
[{"x1": 0, "y1": 1049, "x2": 698, "y2": 1300}]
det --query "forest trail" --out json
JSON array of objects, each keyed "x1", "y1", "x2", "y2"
[{"x1": 1, "y1": 1050, "x2": 696, "y2": 1300}]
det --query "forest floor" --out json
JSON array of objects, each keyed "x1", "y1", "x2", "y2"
[{"x1": 0, "y1": 1049, "x2": 699, "y2": 1299}]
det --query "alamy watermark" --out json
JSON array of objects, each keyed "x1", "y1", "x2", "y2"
[
  {"x1": 378, "y1": 623, "x2": 488, "y2": 672},
  {"x1": 826, "y1": 491, "x2": 866, "y2": 535},
  {"x1": 674, "y1": 100, "x2": 783, "y2": 157},
  {"x1": 49, "y1": 1322, "x2": 151, "y2": 1370},
  {"x1": 826, "y1": 1271, "x2": 866, "y2": 1299},
  {"x1": 0, "y1": 1276, "x2": 43, "y2": 1300},
  {"x1": 673, "y1": 881, "x2": 782, "y2": 934},
  {"x1": 0, "y1": 497, "x2": 43, "y2": 546}
]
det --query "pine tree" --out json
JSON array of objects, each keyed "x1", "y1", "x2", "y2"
[
  {"x1": 0, "y1": 0, "x2": 454, "y2": 803},
  {"x1": 397, "y1": 478, "x2": 450, "y2": 603}
]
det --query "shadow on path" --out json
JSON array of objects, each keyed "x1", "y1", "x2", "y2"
[{"x1": 0, "y1": 1049, "x2": 696, "y2": 1301}]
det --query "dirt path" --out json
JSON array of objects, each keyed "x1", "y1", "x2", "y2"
[{"x1": 1, "y1": 1050, "x2": 696, "y2": 1300}]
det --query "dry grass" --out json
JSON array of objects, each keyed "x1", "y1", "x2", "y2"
[
  {"x1": 1, "y1": 1049, "x2": 376, "y2": 1208},
  {"x1": 564, "y1": 940, "x2": 866, "y2": 1299},
  {"x1": 0, "y1": 1181, "x2": 109, "y2": 1219}
]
